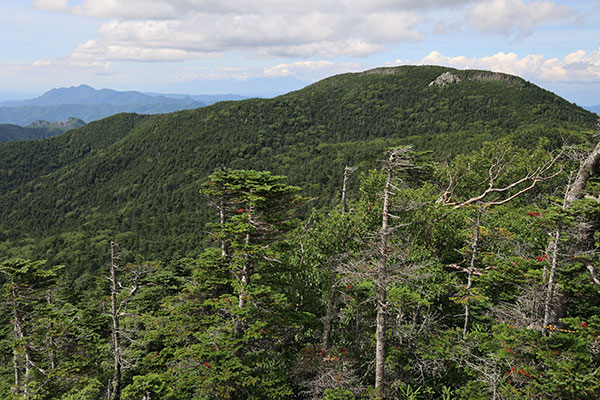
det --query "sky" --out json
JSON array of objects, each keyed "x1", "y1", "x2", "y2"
[{"x1": 1, "y1": 0, "x2": 599, "y2": 106}]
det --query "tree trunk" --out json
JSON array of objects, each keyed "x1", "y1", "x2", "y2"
[
  {"x1": 10, "y1": 284, "x2": 34, "y2": 397},
  {"x1": 321, "y1": 276, "x2": 338, "y2": 351},
  {"x1": 463, "y1": 207, "x2": 481, "y2": 338},
  {"x1": 543, "y1": 177, "x2": 572, "y2": 332},
  {"x1": 220, "y1": 198, "x2": 227, "y2": 257},
  {"x1": 375, "y1": 154, "x2": 393, "y2": 393},
  {"x1": 566, "y1": 141, "x2": 600, "y2": 203},
  {"x1": 238, "y1": 230, "x2": 251, "y2": 311},
  {"x1": 236, "y1": 211, "x2": 253, "y2": 336},
  {"x1": 543, "y1": 229, "x2": 560, "y2": 331},
  {"x1": 109, "y1": 241, "x2": 122, "y2": 400},
  {"x1": 341, "y1": 166, "x2": 355, "y2": 215}
]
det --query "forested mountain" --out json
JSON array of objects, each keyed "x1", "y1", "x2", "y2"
[
  {"x1": 0, "y1": 117, "x2": 85, "y2": 143},
  {"x1": 1, "y1": 66, "x2": 599, "y2": 400},
  {"x1": 0, "y1": 66, "x2": 594, "y2": 270},
  {"x1": 0, "y1": 101, "x2": 204, "y2": 126},
  {"x1": 0, "y1": 84, "x2": 246, "y2": 126}
]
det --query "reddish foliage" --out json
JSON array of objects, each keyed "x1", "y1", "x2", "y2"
[{"x1": 526, "y1": 211, "x2": 539, "y2": 217}]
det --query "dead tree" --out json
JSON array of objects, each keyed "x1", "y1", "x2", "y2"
[
  {"x1": 438, "y1": 145, "x2": 563, "y2": 336},
  {"x1": 564, "y1": 140, "x2": 600, "y2": 291},
  {"x1": 542, "y1": 176, "x2": 572, "y2": 331},
  {"x1": 108, "y1": 241, "x2": 122, "y2": 400},
  {"x1": 463, "y1": 207, "x2": 482, "y2": 338},
  {"x1": 437, "y1": 148, "x2": 563, "y2": 209},
  {"x1": 375, "y1": 147, "x2": 416, "y2": 395},
  {"x1": 341, "y1": 166, "x2": 357, "y2": 215},
  {"x1": 107, "y1": 242, "x2": 151, "y2": 400},
  {"x1": 321, "y1": 166, "x2": 357, "y2": 351},
  {"x1": 565, "y1": 141, "x2": 600, "y2": 203}
]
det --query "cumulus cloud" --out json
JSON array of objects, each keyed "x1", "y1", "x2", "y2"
[
  {"x1": 263, "y1": 61, "x2": 335, "y2": 77},
  {"x1": 407, "y1": 48, "x2": 600, "y2": 83},
  {"x1": 466, "y1": 0, "x2": 578, "y2": 39},
  {"x1": 35, "y1": 0, "x2": 473, "y2": 19},
  {"x1": 33, "y1": 0, "x2": 582, "y2": 64},
  {"x1": 5, "y1": 56, "x2": 113, "y2": 79},
  {"x1": 33, "y1": 0, "x2": 428, "y2": 62}
]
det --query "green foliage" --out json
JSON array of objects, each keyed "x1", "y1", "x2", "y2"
[
  {"x1": 0, "y1": 66, "x2": 599, "y2": 399},
  {"x1": 323, "y1": 387, "x2": 356, "y2": 400},
  {"x1": 0, "y1": 66, "x2": 595, "y2": 276}
]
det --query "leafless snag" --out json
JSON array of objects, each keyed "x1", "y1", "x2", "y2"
[
  {"x1": 341, "y1": 166, "x2": 357, "y2": 215},
  {"x1": 438, "y1": 149, "x2": 563, "y2": 209},
  {"x1": 375, "y1": 147, "x2": 419, "y2": 395}
]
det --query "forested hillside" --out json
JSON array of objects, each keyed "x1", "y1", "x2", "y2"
[
  {"x1": 0, "y1": 66, "x2": 595, "y2": 271},
  {"x1": 1, "y1": 66, "x2": 599, "y2": 400},
  {"x1": 0, "y1": 117, "x2": 85, "y2": 143}
]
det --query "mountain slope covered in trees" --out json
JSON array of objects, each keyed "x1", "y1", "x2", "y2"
[
  {"x1": 0, "y1": 66, "x2": 596, "y2": 271},
  {"x1": 1, "y1": 66, "x2": 600, "y2": 400},
  {"x1": 0, "y1": 117, "x2": 85, "y2": 143}
]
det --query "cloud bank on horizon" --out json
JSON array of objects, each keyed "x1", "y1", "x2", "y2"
[{"x1": 2, "y1": 0, "x2": 600, "y2": 104}]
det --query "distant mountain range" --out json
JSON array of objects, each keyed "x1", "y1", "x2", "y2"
[
  {"x1": 587, "y1": 105, "x2": 600, "y2": 113},
  {"x1": 0, "y1": 117, "x2": 85, "y2": 143},
  {"x1": 0, "y1": 85, "x2": 248, "y2": 126}
]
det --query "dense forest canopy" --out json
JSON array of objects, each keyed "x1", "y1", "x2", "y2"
[
  {"x1": 0, "y1": 66, "x2": 595, "y2": 271},
  {"x1": 1, "y1": 66, "x2": 599, "y2": 399}
]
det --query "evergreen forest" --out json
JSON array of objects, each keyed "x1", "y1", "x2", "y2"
[{"x1": 1, "y1": 66, "x2": 600, "y2": 399}]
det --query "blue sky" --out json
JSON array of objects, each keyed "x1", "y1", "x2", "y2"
[{"x1": 1, "y1": 0, "x2": 599, "y2": 106}]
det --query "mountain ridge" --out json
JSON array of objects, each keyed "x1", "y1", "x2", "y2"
[
  {"x1": 0, "y1": 117, "x2": 86, "y2": 143},
  {"x1": 0, "y1": 65, "x2": 596, "y2": 269},
  {"x1": 0, "y1": 85, "x2": 249, "y2": 125}
]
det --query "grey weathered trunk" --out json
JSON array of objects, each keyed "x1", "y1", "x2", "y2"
[
  {"x1": 543, "y1": 175, "x2": 572, "y2": 331},
  {"x1": 375, "y1": 154, "x2": 393, "y2": 393},
  {"x1": 321, "y1": 276, "x2": 337, "y2": 351},
  {"x1": 566, "y1": 141, "x2": 600, "y2": 203},
  {"x1": 10, "y1": 283, "x2": 35, "y2": 397},
  {"x1": 341, "y1": 166, "x2": 355, "y2": 215},
  {"x1": 542, "y1": 229, "x2": 560, "y2": 331},
  {"x1": 463, "y1": 207, "x2": 481, "y2": 338},
  {"x1": 109, "y1": 241, "x2": 122, "y2": 400},
  {"x1": 220, "y1": 198, "x2": 227, "y2": 257},
  {"x1": 236, "y1": 210, "x2": 253, "y2": 336},
  {"x1": 238, "y1": 230, "x2": 251, "y2": 311}
]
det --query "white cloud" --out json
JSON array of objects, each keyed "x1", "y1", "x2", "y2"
[
  {"x1": 406, "y1": 48, "x2": 600, "y2": 83},
  {"x1": 49, "y1": 5, "x2": 425, "y2": 62},
  {"x1": 33, "y1": 0, "x2": 70, "y2": 12},
  {"x1": 263, "y1": 61, "x2": 334, "y2": 77},
  {"x1": 34, "y1": 0, "x2": 473, "y2": 19},
  {"x1": 466, "y1": 0, "x2": 577, "y2": 39},
  {"x1": 4, "y1": 56, "x2": 113, "y2": 80},
  {"x1": 32, "y1": 0, "x2": 583, "y2": 65},
  {"x1": 263, "y1": 60, "x2": 367, "y2": 81}
]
